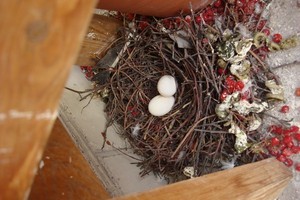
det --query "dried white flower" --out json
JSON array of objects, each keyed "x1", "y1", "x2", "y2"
[
  {"x1": 265, "y1": 79, "x2": 284, "y2": 101},
  {"x1": 229, "y1": 122, "x2": 250, "y2": 153},
  {"x1": 248, "y1": 116, "x2": 262, "y2": 131},
  {"x1": 232, "y1": 100, "x2": 268, "y2": 115},
  {"x1": 230, "y1": 39, "x2": 253, "y2": 63},
  {"x1": 183, "y1": 166, "x2": 196, "y2": 178},
  {"x1": 230, "y1": 60, "x2": 251, "y2": 81},
  {"x1": 215, "y1": 92, "x2": 239, "y2": 119}
]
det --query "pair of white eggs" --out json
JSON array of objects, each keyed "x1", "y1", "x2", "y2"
[{"x1": 148, "y1": 75, "x2": 177, "y2": 116}]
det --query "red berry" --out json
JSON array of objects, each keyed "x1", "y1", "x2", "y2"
[
  {"x1": 138, "y1": 21, "x2": 149, "y2": 30},
  {"x1": 205, "y1": 9, "x2": 214, "y2": 17},
  {"x1": 276, "y1": 154, "x2": 287, "y2": 162},
  {"x1": 295, "y1": 163, "x2": 300, "y2": 171},
  {"x1": 268, "y1": 148, "x2": 280, "y2": 156},
  {"x1": 220, "y1": 90, "x2": 229, "y2": 101},
  {"x1": 275, "y1": 127, "x2": 284, "y2": 135},
  {"x1": 294, "y1": 133, "x2": 300, "y2": 141},
  {"x1": 162, "y1": 19, "x2": 171, "y2": 28},
  {"x1": 283, "y1": 135, "x2": 293, "y2": 145},
  {"x1": 268, "y1": 125, "x2": 278, "y2": 132},
  {"x1": 185, "y1": 15, "x2": 192, "y2": 24},
  {"x1": 269, "y1": 125, "x2": 283, "y2": 134},
  {"x1": 202, "y1": 38, "x2": 209, "y2": 44},
  {"x1": 259, "y1": 54, "x2": 266, "y2": 60},
  {"x1": 235, "y1": 80, "x2": 245, "y2": 91},
  {"x1": 213, "y1": 0, "x2": 222, "y2": 7},
  {"x1": 282, "y1": 148, "x2": 293, "y2": 157},
  {"x1": 126, "y1": 13, "x2": 135, "y2": 21},
  {"x1": 257, "y1": 20, "x2": 267, "y2": 30},
  {"x1": 259, "y1": 46, "x2": 269, "y2": 53},
  {"x1": 291, "y1": 146, "x2": 300, "y2": 154},
  {"x1": 286, "y1": 141, "x2": 294, "y2": 148},
  {"x1": 195, "y1": 15, "x2": 202, "y2": 24},
  {"x1": 217, "y1": 68, "x2": 227, "y2": 75},
  {"x1": 236, "y1": 0, "x2": 245, "y2": 7},
  {"x1": 80, "y1": 66, "x2": 87, "y2": 71},
  {"x1": 285, "y1": 158, "x2": 293, "y2": 167},
  {"x1": 217, "y1": 6, "x2": 225, "y2": 13},
  {"x1": 289, "y1": 125, "x2": 299, "y2": 133},
  {"x1": 202, "y1": 8, "x2": 214, "y2": 22},
  {"x1": 240, "y1": 90, "x2": 250, "y2": 100},
  {"x1": 278, "y1": 143, "x2": 286, "y2": 151},
  {"x1": 85, "y1": 71, "x2": 94, "y2": 80},
  {"x1": 270, "y1": 137, "x2": 280, "y2": 147},
  {"x1": 243, "y1": 1, "x2": 255, "y2": 15},
  {"x1": 175, "y1": 17, "x2": 182, "y2": 26},
  {"x1": 262, "y1": 29, "x2": 271, "y2": 36},
  {"x1": 203, "y1": 14, "x2": 213, "y2": 22},
  {"x1": 131, "y1": 110, "x2": 139, "y2": 117},
  {"x1": 272, "y1": 33, "x2": 283, "y2": 43},
  {"x1": 280, "y1": 105, "x2": 289, "y2": 113},
  {"x1": 225, "y1": 76, "x2": 236, "y2": 93},
  {"x1": 283, "y1": 128, "x2": 291, "y2": 135}
]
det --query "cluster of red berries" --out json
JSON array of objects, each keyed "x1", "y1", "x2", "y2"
[
  {"x1": 121, "y1": 0, "x2": 273, "y2": 33},
  {"x1": 220, "y1": 75, "x2": 245, "y2": 101},
  {"x1": 235, "y1": 0, "x2": 261, "y2": 15},
  {"x1": 80, "y1": 66, "x2": 94, "y2": 80},
  {"x1": 127, "y1": 105, "x2": 139, "y2": 117},
  {"x1": 266, "y1": 124, "x2": 300, "y2": 171}
]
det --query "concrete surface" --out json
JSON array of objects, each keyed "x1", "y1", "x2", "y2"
[{"x1": 267, "y1": 0, "x2": 300, "y2": 199}]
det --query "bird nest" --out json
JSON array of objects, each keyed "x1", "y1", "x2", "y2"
[{"x1": 75, "y1": 0, "x2": 298, "y2": 181}]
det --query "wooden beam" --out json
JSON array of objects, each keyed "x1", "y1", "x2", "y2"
[
  {"x1": 29, "y1": 119, "x2": 110, "y2": 200},
  {"x1": 112, "y1": 158, "x2": 292, "y2": 200},
  {"x1": 0, "y1": 0, "x2": 96, "y2": 199},
  {"x1": 75, "y1": 15, "x2": 121, "y2": 66}
]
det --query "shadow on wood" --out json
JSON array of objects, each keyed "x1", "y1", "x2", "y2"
[
  {"x1": 75, "y1": 15, "x2": 121, "y2": 66},
  {"x1": 29, "y1": 119, "x2": 110, "y2": 200}
]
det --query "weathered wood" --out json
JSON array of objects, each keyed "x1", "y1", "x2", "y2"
[
  {"x1": 111, "y1": 158, "x2": 292, "y2": 200},
  {"x1": 0, "y1": 0, "x2": 96, "y2": 199},
  {"x1": 75, "y1": 15, "x2": 121, "y2": 66},
  {"x1": 29, "y1": 119, "x2": 110, "y2": 200}
]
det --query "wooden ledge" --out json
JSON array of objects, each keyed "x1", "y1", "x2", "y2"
[{"x1": 111, "y1": 158, "x2": 292, "y2": 200}]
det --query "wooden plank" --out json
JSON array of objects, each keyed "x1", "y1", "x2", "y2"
[
  {"x1": 75, "y1": 15, "x2": 121, "y2": 66},
  {"x1": 0, "y1": 0, "x2": 96, "y2": 199},
  {"x1": 111, "y1": 158, "x2": 292, "y2": 200},
  {"x1": 29, "y1": 119, "x2": 110, "y2": 200}
]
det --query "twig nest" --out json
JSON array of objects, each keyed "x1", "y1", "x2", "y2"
[
  {"x1": 148, "y1": 95, "x2": 175, "y2": 116},
  {"x1": 157, "y1": 75, "x2": 177, "y2": 97}
]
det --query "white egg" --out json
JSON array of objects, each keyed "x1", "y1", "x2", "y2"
[
  {"x1": 157, "y1": 75, "x2": 177, "y2": 97},
  {"x1": 148, "y1": 95, "x2": 175, "y2": 117}
]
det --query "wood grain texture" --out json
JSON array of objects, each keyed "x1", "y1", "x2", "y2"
[
  {"x1": 0, "y1": 0, "x2": 96, "y2": 199},
  {"x1": 112, "y1": 158, "x2": 292, "y2": 200},
  {"x1": 75, "y1": 15, "x2": 121, "y2": 66},
  {"x1": 29, "y1": 119, "x2": 110, "y2": 200}
]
